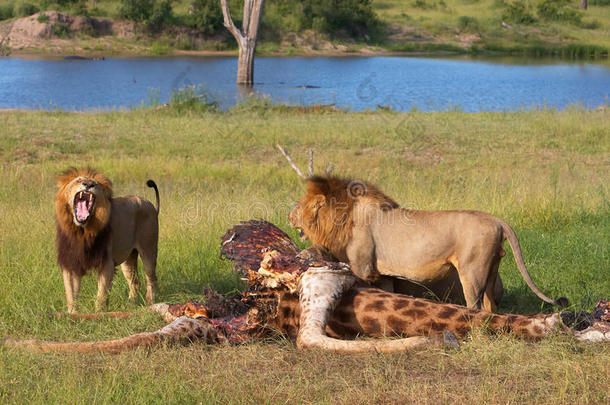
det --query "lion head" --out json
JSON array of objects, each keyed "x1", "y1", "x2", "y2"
[
  {"x1": 55, "y1": 167, "x2": 113, "y2": 241},
  {"x1": 288, "y1": 176, "x2": 398, "y2": 261}
]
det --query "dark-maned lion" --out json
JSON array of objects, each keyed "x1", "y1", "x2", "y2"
[
  {"x1": 55, "y1": 167, "x2": 160, "y2": 313},
  {"x1": 288, "y1": 176, "x2": 568, "y2": 312}
]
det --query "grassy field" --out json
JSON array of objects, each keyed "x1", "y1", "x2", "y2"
[{"x1": 0, "y1": 108, "x2": 608, "y2": 403}]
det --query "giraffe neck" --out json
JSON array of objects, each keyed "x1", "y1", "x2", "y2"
[{"x1": 274, "y1": 286, "x2": 566, "y2": 340}]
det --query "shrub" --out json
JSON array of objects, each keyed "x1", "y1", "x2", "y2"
[
  {"x1": 299, "y1": 0, "x2": 381, "y2": 40},
  {"x1": 147, "y1": 0, "x2": 173, "y2": 31},
  {"x1": 119, "y1": 0, "x2": 154, "y2": 22},
  {"x1": 169, "y1": 85, "x2": 219, "y2": 113},
  {"x1": 0, "y1": 3, "x2": 14, "y2": 21},
  {"x1": 502, "y1": 0, "x2": 536, "y2": 24},
  {"x1": 536, "y1": 0, "x2": 582, "y2": 24},
  {"x1": 412, "y1": 0, "x2": 437, "y2": 9},
  {"x1": 184, "y1": 0, "x2": 223, "y2": 34},
  {"x1": 151, "y1": 39, "x2": 171, "y2": 54},
  {"x1": 52, "y1": 22, "x2": 70, "y2": 37},
  {"x1": 16, "y1": 2, "x2": 39, "y2": 17},
  {"x1": 457, "y1": 16, "x2": 480, "y2": 32},
  {"x1": 36, "y1": 13, "x2": 49, "y2": 23}
]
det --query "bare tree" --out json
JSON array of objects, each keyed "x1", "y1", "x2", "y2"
[
  {"x1": 580, "y1": 0, "x2": 587, "y2": 10},
  {"x1": 220, "y1": 0, "x2": 265, "y2": 86}
]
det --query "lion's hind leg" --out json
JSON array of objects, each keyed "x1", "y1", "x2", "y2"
[
  {"x1": 120, "y1": 250, "x2": 140, "y2": 302},
  {"x1": 138, "y1": 246, "x2": 158, "y2": 305}
]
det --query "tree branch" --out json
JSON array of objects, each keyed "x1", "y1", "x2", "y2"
[
  {"x1": 220, "y1": 0, "x2": 244, "y2": 44},
  {"x1": 276, "y1": 145, "x2": 306, "y2": 179}
]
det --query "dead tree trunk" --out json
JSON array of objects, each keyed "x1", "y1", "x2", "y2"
[
  {"x1": 580, "y1": 0, "x2": 587, "y2": 9},
  {"x1": 221, "y1": 0, "x2": 265, "y2": 86}
]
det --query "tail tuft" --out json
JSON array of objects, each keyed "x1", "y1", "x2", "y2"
[
  {"x1": 146, "y1": 180, "x2": 160, "y2": 213},
  {"x1": 555, "y1": 297, "x2": 570, "y2": 308}
]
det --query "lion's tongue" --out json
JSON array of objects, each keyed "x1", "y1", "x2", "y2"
[{"x1": 76, "y1": 200, "x2": 89, "y2": 221}]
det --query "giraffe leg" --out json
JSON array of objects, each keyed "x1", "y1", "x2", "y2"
[{"x1": 2, "y1": 316, "x2": 227, "y2": 354}]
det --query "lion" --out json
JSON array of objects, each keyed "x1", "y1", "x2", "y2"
[
  {"x1": 55, "y1": 167, "x2": 160, "y2": 313},
  {"x1": 288, "y1": 176, "x2": 568, "y2": 312}
]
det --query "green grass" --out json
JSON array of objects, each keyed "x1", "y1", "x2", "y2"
[{"x1": 0, "y1": 108, "x2": 608, "y2": 403}]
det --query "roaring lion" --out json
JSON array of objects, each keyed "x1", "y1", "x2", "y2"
[
  {"x1": 55, "y1": 167, "x2": 160, "y2": 313},
  {"x1": 288, "y1": 176, "x2": 568, "y2": 312}
]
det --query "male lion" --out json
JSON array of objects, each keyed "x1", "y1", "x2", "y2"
[
  {"x1": 55, "y1": 167, "x2": 160, "y2": 313},
  {"x1": 288, "y1": 176, "x2": 568, "y2": 312}
]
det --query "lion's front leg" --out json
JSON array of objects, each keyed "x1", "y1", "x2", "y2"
[
  {"x1": 62, "y1": 268, "x2": 82, "y2": 313},
  {"x1": 345, "y1": 229, "x2": 380, "y2": 283},
  {"x1": 96, "y1": 258, "x2": 116, "y2": 312}
]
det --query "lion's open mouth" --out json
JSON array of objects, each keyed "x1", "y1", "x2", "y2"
[{"x1": 73, "y1": 191, "x2": 95, "y2": 224}]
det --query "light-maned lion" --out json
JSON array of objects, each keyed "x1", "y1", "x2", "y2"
[
  {"x1": 55, "y1": 167, "x2": 160, "y2": 313},
  {"x1": 288, "y1": 176, "x2": 568, "y2": 312}
]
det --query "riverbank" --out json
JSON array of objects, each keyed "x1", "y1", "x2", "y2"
[
  {"x1": 0, "y1": 108, "x2": 608, "y2": 403},
  {"x1": 1, "y1": 0, "x2": 609, "y2": 59}
]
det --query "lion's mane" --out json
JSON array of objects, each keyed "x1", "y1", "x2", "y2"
[
  {"x1": 300, "y1": 176, "x2": 399, "y2": 257},
  {"x1": 55, "y1": 167, "x2": 113, "y2": 276}
]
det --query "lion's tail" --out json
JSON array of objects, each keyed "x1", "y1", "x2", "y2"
[
  {"x1": 146, "y1": 180, "x2": 160, "y2": 213},
  {"x1": 499, "y1": 220, "x2": 569, "y2": 308}
]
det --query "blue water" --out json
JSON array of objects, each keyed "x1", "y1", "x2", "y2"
[{"x1": 0, "y1": 56, "x2": 609, "y2": 111}]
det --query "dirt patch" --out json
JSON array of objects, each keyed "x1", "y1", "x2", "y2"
[{"x1": 1, "y1": 11, "x2": 132, "y2": 51}]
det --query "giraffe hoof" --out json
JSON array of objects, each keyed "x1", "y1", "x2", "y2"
[{"x1": 442, "y1": 330, "x2": 460, "y2": 349}]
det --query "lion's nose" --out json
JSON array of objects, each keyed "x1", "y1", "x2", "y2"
[{"x1": 83, "y1": 182, "x2": 94, "y2": 189}]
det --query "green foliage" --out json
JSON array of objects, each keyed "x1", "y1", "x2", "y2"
[
  {"x1": 16, "y1": 2, "x2": 39, "y2": 17},
  {"x1": 147, "y1": 0, "x2": 173, "y2": 31},
  {"x1": 536, "y1": 0, "x2": 582, "y2": 24},
  {"x1": 51, "y1": 22, "x2": 70, "y2": 37},
  {"x1": 457, "y1": 15, "x2": 480, "y2": 32},
  {"x1": 119, "y1": 0, "x2": 173, "y2": 31},
  {"x1": 298, "y1": 0, "x2": 381, "y2": 40},
  {"x1": 36, "y1": 12, "x2": 49, "y2": 23},
  {"x1": 184, "y1": 0, "x2": 223, "y2": 34},
  {"x1": 502, "y1": 0, "x2": 537, "y2": 24},
  {"x1": 0, "y1": 2, "x2": 14, "y2": 20},
  {"x1": 119, "y1": 0, "x2": 154, "y2": 22},
  {"x1": 589, "y1": 0, "x2": 610, "y2": 4},
  {"x1": 150, "y1": 39, "x2": 171, "y2": 54},
  {"x1": 168, "y1": 85, "x2": 219, "y2": 113},
  {"x1": 412, "y1": 0, "x2": 438, "y2": 9}
]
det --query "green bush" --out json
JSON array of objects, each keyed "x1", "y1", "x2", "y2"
[
  {"x1": 412, "y1": 0, "x2": 437, "y2": 9},
  {"x1": 536, "y1": 0, "x2": 582, "y2": 24},
  {"x1": 16, "y1": 2, "x2": 39, "y2": 17},
  {"x1": 589, "y1": 0, "x2": 610, "y2": 5},
  {"x1": 457, "y1": 15, "x2": 480, "y2": 32},
  {"x1": 120, "y1": 0, "x2": 154, "y2": 22},
  {"x1": 0, "y1": 3, "x2": 14, "y2": 21},
  {"x1": 299, "y1": 0, "x2": 381, "y2": 40},
  {"x1": 120, "y1": 0, "x2": 173, "y2": 31},
  {"x1": 502, "y1": 0, "x2": 537, "y2": 24},
  {"x1": 169, "y1": 85, "x2": 219, "y2": 113},
  {"x1": 147, "y1": 0, "x2": 173, "y2": 31},
  {"x1": 36, "y1": 13, "x2": 49, "y2": 23},
  {"x1": 184, "y1": 0, "x2": 223, "y2": 34},
  {"x1": 52, "y1": 22, "x2": 70, "y2": 37}
]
